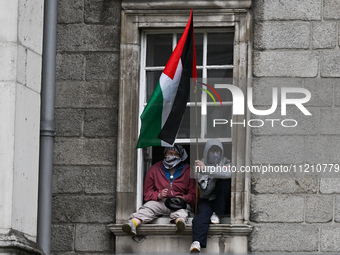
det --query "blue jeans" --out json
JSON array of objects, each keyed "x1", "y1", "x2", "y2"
[{"x1": 192, "y1": 179, "x2": 231, "y2": 248}]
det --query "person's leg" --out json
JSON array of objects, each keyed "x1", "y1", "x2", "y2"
[
  {"x1": 192, "y1": 199, "x2": 213, "y2": 248},
  {"x1": 130, "y1": 200, "x2": 168, "y2": 223},
  {"x1": 170, "y1": 207, "x2": 190, "y2": 234},
  {"x1": 169, "y1": 208, "x2": 190, "y2": 222},
  {"x1": 212, "y1": 179, "x2": 231, "y2": 215},
  {"x1": 123, "y1": 200, "x2": 169, "y2": 236}
]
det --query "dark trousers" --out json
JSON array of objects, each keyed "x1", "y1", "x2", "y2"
[{"x1": 192, "y1": 179, "x2": 231, "y2": 248}]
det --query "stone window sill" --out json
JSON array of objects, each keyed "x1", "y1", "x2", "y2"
[{"x1": 109, "y1": 217, "x2": 252, "y2": 237}]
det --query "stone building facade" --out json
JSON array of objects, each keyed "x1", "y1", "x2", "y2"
[{"x1": 1, "y1": 0, "x2": 340, "y2": 254}]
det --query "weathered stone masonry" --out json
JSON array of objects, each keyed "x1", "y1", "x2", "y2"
[
  {"x1": 51, "y1": 0, "x2": 340, "y2": 253},
  {"x1": 251, "y1": 0, "x2": 340, "y2": 253},
  {"x1": 51, "y1": 0, "x2": 121, "y2": 253}
]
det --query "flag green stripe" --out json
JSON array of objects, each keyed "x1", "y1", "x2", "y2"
[{"x1": 136, "y1": 81, "x2": 163, "y2": 148}]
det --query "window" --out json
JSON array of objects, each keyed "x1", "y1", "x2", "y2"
[
  {"x1": 112, "y1": 7, "x2": 252, "y2": 253},
  {"x1": 137, "y1": 30, "x2": 235, "y2": 208}
]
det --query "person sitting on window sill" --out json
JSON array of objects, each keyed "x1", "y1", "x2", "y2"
[
  {"x1": 122, "y1": 145, "x2": 196, "y2": 236},
  {"x1": 190, "y1": 139, "x2": 232, "y2": 253}
]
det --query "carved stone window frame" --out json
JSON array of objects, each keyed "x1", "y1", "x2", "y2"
[{"x1": 114, "y1": 1, "x2": 252, "y2": 235}]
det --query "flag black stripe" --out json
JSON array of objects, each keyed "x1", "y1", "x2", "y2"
[{"x1": 158, "y1": 15, "x2": 194, "y2": 145}]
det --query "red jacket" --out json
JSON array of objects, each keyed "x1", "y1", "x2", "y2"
[{"x1": 143, "y1": 161, "x2": 196, "y2": 206}]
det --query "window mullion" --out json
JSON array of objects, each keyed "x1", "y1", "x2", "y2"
[
  {"x1": 137, "y1": 32, "x2": 148, "y2": 210},
  {"x1": 201, "y1": 32, "x2": 208, "y2": 139}
]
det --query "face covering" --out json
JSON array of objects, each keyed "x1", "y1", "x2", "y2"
[
  {"x1": 207, "y1": 151, "x2": 221, "y2": 165},
  {"x1": 163, "y1": 155, "x2": 181, "y2": 169}
]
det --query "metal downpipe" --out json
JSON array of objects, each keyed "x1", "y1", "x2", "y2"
[{"x1": 37, "y1": 0, "x2": 58, "y2": 254}]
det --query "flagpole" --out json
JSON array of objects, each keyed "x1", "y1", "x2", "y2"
[{"x1": 194, "y1": 81, "x2": 199, "y2": 215}]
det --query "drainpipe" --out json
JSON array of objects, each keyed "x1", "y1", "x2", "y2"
[{"x1": 37, "y1": 0, "x2": 58, "y2": 254}]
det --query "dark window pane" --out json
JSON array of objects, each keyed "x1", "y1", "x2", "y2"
[
  {"x1": 178, "y1": 107, "x2": 194, "y2": 138},
  {"x1": 188, "y1": 106, "x2": 201, "y2": 139},
  {"x1": 197, "y1": 69, "x2": 203, "y2": 79},
  {"x1": 207, "y1": 32, "x2": 234, "y2": 65},
  {"x1": 195, "y1": 33, "x2": 203, "y2": 66},
  {"x1": 146, "y1": 34, "x2": 173, "y2": 67},
  {"x1": 146, "y1": 70, "x2": 162, "y2": 101},
  {"x1": 207, "y1": 69, "x2": 233, "y2": 79},
  {"x1": 206, "y1": 106, "x2": 232, "y2": 138}
]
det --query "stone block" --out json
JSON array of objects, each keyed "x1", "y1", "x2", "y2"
[
  {"x1": 51, "y1": 225, "x2": 74, "y2": 252},
  {"x1": 253, "y1": 0, "x2": 322, "y2": 21},
  {"x1": 16, "y1": 47, "x2": 42, "y2": 93},
  {"x1": 55, "y1": 81, "x2": 117, "y2": 109},
  {"x1": 26, "y1": 49, "x2": 42, "y2": 93},
  {"x1": 251, "y1": 77, "x2": 303, "y2": 106},
  {"x1": 84, "y1": 0, "x2": 121, "y2": 25},
  {"x1": 120, "y1": 14, "x2": 139, "y2": 45},
  {"x1": 84, "y1": 109, "x2": 117, "y2": 137},
  {"x1": 18, "y1": 0, "x2": 44, "y2": 54},
  {"x1": 12, "y1": 85, "x2": 41, "y2": 236},
  {"x1": 254, "y1": 22, "x2": 310, "y2": 50},
  {"x1": 56, "y1": 54, "x2": 85, "y2": 80},
  {"x1": 52, "y1": 195, "x2": 115, "y2": 223},
  {"x1": 253, "y1": 51, "x2": 318, "y2": 77},
  {"x1": 252, "y1": 136, "x2": 304, "y2": 164},
  {"x1": 321, "y1": 225, "x2": 340, "y2": 251},
  {"x1": 335, "y1": 85, "x2": 340, "y2": 106},
  {"x1": 250, "y1": 194, "x2": 304, "y2": 222},
  {"x1": 304, "y1": 78, "x2": 335, "y2": 106},
  {"x1": 16, "y1": 45, "x2": 26, "y2": 85},
  {"x1": 320, "y1": 178, "x2": 340, "y2": 194},
  {"x1": 55, "y1": 109, "x2": 83, "y2": 137},
  {"x1": 334, "y1": 195, "x2": 340, "y2": 222},
  {"x1": 53, "y1": 166, "x2": 84, "y2": 194},
  {"x1": 0, "y1": 43, "x2": 16, "y2": 81},
  {"x1": 0, "y1": 82, "x2": 15, "y2": 229},
  {"x1": 251, "y1": 107, "x2": 318, "y2": 136},
  {"x1": 0, "y1": 0, "x2": 18, "y2": 42},
  {"x1": 251, "y1": 178, "x2": 318, "y2": 194},
  {"x1": 250, "y1": 224, "x2": 319, "y2": 252},
  {"x1": 312, "y1": 21, "x2": 337, "y2": 49},
  {"x1": 53, "y1": 138, "x2": 116, "y2": 165},
  {"x1": 331, "y1": 140, "x2": 340, "y2": 167},
  {"x1": 84, "y1": 166, "x2": 115, "y2": 194},
  {"x1": 332, "y1": 140, "x2": 340, "y2": 162},
  {"x1": 57, "y1": 24, "x2": 120, "y2": 52},
  {"x1": 320, "y1": 108, "x2": 340, "y2": 135},
  {"x1": 75, "y1": 224, "x2": 113, "y2": 252},
  {"x1": 321, "y1": 51, "x2": 340, "y2": 77},
  {"x1": 57, "y1": 0, "x2": 83, "y2": 24},
  {"x1": 85, "y1": 53, "x2": 119, "y2": 80},
  {"x1": 323, "y1": 0, "x2": 340, "y2": 19},
  {"x1": 305, "y1": 195, "x2": 333, "y2": 223},
  {"x1": 306, "y1": 136, "x2": 333, "y2": 164}
]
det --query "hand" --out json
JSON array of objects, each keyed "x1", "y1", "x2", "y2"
[
  {"x1": 195, "y1": 160, "x2": 206, "y2": 172},
  {"x1": 158, "y1": 188, "x2": 168, "y2": 199}
]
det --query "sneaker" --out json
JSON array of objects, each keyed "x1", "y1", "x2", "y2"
[
  {"x1": 175, "y1": 218, "x2": 186, "y2": 234},
  {"x1": 190, "y1": 241, "x2": 201, "y2": 253},
  {"x1": 210, "y1": 212, "x2": 220, "y2": 224},
  {"x1": 122, "y1": 220, "x2": 137, "y2": 236}
]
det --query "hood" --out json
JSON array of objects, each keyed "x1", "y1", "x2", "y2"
[{"x1": 202, "y1": 139, "x2": 224, "y2": 165}]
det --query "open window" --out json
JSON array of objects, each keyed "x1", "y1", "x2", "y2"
[
  {"x1": 137, "y1": 29, "x2": 235, "y2": 208},
  {"x1": 111, "y1": 4, "x2": 252, "y2": 254}
]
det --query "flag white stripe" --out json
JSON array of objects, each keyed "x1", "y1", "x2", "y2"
[{"x1": 159, "y1": 60, "x2": 183, "y2": 127}]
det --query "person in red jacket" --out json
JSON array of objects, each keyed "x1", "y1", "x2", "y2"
[{"x1": 122, "y1": 145, "x2": 196, "y2": 236}]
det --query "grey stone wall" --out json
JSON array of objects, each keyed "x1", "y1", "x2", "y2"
[
  {"x1": 52, "y1": 0, "x2": 121, "y2": 254},
  {"x1": 251, "y1": 0, "x2": 340, "y2": 253}
]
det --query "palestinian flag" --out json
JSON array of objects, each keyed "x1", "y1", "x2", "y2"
[{"x1": 136, "y1": 10, "x2": 197, "y2": 148}]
